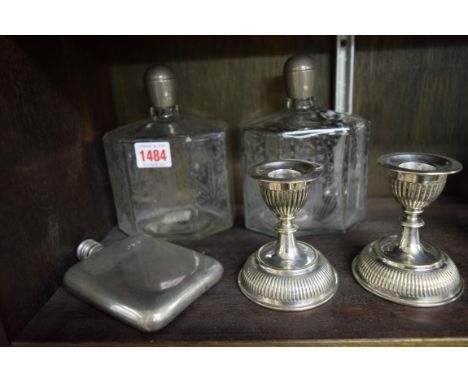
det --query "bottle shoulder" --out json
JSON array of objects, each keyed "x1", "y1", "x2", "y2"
[
  {"x1": 104, "y1": 114, "x2": 227, "y2": 143},
  {"x1": 242, "y1": 107, "x2": 369, "y2": 135}
]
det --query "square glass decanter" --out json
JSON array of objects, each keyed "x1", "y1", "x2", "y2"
[
  {"x1": 242, "y1": 55, "x2": 369, "y2": 236},
  {"x1": 104, "y1": 65, "x2": 233, "y2": 240}
]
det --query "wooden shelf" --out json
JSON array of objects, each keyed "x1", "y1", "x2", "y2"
[{"x1": 14, "y1": 198, "x2": 468, "y2": 346}]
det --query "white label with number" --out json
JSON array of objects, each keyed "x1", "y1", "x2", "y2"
[{"x1": 134, "y1": 142, "x2": 172, "y2": 168}]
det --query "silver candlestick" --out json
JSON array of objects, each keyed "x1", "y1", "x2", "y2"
[
  {"x1": 238, "y1": 160, "x2": 338, "y2": 311},
  {"x1": 352, "y1": 152, "x2": 463, "y2": 307}
]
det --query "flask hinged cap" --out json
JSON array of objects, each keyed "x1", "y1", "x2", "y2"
[
  {"x1": 145, "y1": 64, "x2": 177, "y2": 109},
  {"x1": 284, "y1": 54, "x2": 316, "y2": 100}
]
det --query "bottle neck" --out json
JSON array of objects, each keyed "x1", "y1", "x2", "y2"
[
  {"x1": 150, "y1": 105, "x2": 179, "y2": 120},
  {"x1": 286, "y1": 97, "x2": 315, "y2": 112}
]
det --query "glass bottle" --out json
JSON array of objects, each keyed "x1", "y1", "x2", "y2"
[
  {"x1": 242, "y1": 55, "x2": 369, "y2": 236},
  {"x1": 104, "y1": 64, "x2": 233, "y2": 239}
]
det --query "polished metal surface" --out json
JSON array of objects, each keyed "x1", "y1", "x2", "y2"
[
  {"x1": 144, "y1": 64, "x2": 177, "y2": 109},
  {"x1": 76, "y1": 239, "x2": 103, "y2": 261},
  {"x1": 334, "y1": 35, "x2": 355, "y2": 114},
  {"x1": 238, "y1": 160, "x2": 338, "y2": 311},
  {"x1": 353, "y1": 152, "x2": 463, "y2": 307},
  {"x1": 64, "y1": 234, "x2": 223, "y2": 332},
  {"x1": 284, "y1": 54, "x2": 317, "y2": 100}
]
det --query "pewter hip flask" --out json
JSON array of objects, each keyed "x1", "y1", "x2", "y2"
[{"x1": 64, "y1": 234, "x2": 223, "y2": 332}]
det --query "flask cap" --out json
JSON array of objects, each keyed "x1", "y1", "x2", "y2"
[
  {"x1": 144, "y1": 64, "x2": 177, "y2": 108},
  {"x1": 284, "y1": 54, "x2": 316, "y2": 100}
]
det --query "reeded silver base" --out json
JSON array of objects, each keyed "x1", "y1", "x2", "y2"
[
  {"x1": 238, "y1": 241, "x2": 338, "y2": 311},
  {"x1": 352, "y1": 236, "x2": 464, "y2": 307}
]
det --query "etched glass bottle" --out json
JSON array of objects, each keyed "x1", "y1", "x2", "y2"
[
  {"x1": 104, "y1": 65, "x2": 233, "y2": 239},
  {"x1": 243, "y1": 55, "x2": 369, "y2": 236}
]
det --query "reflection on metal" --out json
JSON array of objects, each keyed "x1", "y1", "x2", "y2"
[
  {"x1": 352, "y1": 152, "x2": 464, "y2": 307},
  {"x1": 238, "y1": 160, "x2": 338, "y2": 311},
  {"x1": 65, "y1": 234, "x2": 223, "y2": 332},
  {"x1": 335, "y1": 35, "x2": 355, "y2": 114}
]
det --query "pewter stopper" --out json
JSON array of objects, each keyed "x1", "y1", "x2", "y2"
[
  {"x1": 145, "y1": 64, "x2": 177, "y2": 109},
  {"x1": 284, "y1": 54, "x2": 316, "y2": 100}
]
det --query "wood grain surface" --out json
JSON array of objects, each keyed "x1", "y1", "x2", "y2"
[
  {"x1": 0, "y1": 37, "x2": 116, "y2": 342},
  {"x1": 0, "y1": 319, "x2": 7, "y2": 346},
  {"x1": 14, "y1": 198, "x2": 468, "y2": 346},
  {"x1": 354, "y1": 36, "x2": 468, "y2": 197}
]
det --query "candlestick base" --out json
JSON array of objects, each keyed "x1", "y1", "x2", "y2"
[
  {"x1": 352, "y1": 236, "x2": 463, "y2": 307},
  {"x1": 238, "y1": 241, "x2": 338, "y2": 311}
]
